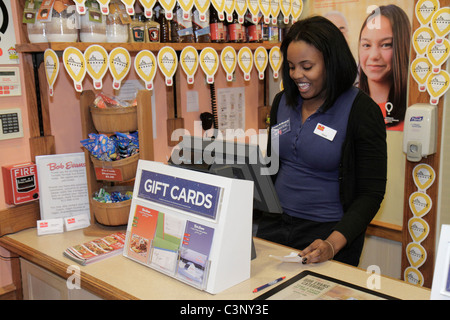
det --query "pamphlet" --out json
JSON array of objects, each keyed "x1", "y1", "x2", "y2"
[
  {"x1": 63, "y1": 232, "x2": 126, "y2": 265},
  {"x1": 126, "y1": 205, "x2": 159, "y2": 264},
  {"x1": 177, "y1": 221, "x2": 215, "y2": 286}
]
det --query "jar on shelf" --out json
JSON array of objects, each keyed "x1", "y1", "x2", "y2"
[
  {"x1": 79, "y1": 2, "x2": 107, "y2": 42},
  {"x1": 46, "y1": 4, "x2": 79, "y2": 42},
  {"x1": 146, "y1": 16, "x2": 160, "y2": 43},
  {"x1": 210, "y1": 8, "x2": 226, "y2": 43},
  {"x1": 156, "y1": 6, "x2": 172, "y2": 43},
  {"x1": 106, "y1": 2, "x2": 129, "y2": 42},
  {"x1": 26, "y1": 19, "x2": 48, "y2": 43},
  {"x1": 192, "y1": 7, "x2": 210, "y2": 43},
  {"x1": 171, "y1": 4, "x2": 194, "y2": 43},
  {"x1": 129, "y1": 13, "x2": 146, "y2": 43}
]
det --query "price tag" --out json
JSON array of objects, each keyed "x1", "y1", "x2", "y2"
[
  {"x1": 158, "y1": 46, "x2": 178, "y2": 86},
  {"x1": 63, "y1": 47, "x2": 86, "y2": 92},
  {"x1": 269, "y1": 46, "x2": 281, "y2": 79},
  {"x1": 290, "y1": 0, "x2": 302, "y2": 22},
  {"x1": 84, "y1": 44, "x2": 109, "y2": 90},
  {"x1": 220, "y1": 46, "x2": 237, "y2": 82},
  {"x1": 108, "y1": 47, "x2": 131, "y2": 90},
  {"x1": 135, "y1": 50, "x2": 157, "y2": 90},
  {"x1": 37, "y1": 218, "x2": 64, "y2": 236},
  {"x1": 120, "y1": 0, "x2": 136, "y2": 15},
  {"x1": 96, "y1": 0, "x2": 111, "y2": 14},
  {"x1": 224, "y1": 0, "x2": 235, "y2": 22},
  {"x1": 73, "y1": 0, "x2": 87, "y2": 14},
  {"x1": 180, "y1": 46, "x2": 199, "y2": 84},
  {"x1": 44, "y1": 49, "x2": 59, "y2": 96},
  {"x1": 199, "y1": 47, "x2": 219, "y2": 84},
  {"x1": 410, "y1": 57, "x2": 432, "y2": 92},
  {"x1": 195, "y1": 0, "x2": 210, "y2": 21},
  {"x1": 254, "y1": 47, "x2": 268, "y2": 80},
  {"x1": 139, "y1": 0, "x2": 158, "y2": 18},
  {"x1": 64, "y1": 214, "x2": 91, "y2": 232},
  {"x1": 238, "y1": 46, "x2": 253, "y2": 81},
  {"x1": 280, "y1": 0, "x2": 291, "y2": 24}
]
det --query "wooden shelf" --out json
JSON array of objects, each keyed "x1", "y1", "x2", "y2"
[{"x1": 16, "y1": 41, "x2": 280, "y2": 53}]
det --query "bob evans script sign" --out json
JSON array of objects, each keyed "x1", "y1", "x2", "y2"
[{"x1": 137, "y1": 170, "x2": 222, "y2": 220}]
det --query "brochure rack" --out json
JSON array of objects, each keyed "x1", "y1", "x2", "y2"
[{"x1": 123, "y1": 160, "x2": 254, "y2": 294}]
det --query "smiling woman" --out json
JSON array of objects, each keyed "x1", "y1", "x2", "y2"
[{"x1": 257, "y1": 16, "x2": 387, "y2": 267}]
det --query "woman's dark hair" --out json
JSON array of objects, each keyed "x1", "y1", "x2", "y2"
[
  {"x1": 280, "y1": 15, "x2": 357, "y2": 110},
  {"x1": 358, "y1": 5, "x2": 411, "y2": 125}
]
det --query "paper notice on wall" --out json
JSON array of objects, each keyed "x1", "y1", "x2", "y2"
[
  {"x1": 216, "y1": 87, "x2": 245, "y2": 134},
  {"x1": 36, "y1": 153, "x2": 90, "y2": 221}
]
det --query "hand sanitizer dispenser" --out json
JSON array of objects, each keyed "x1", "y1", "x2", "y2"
[{"x1": 403, "y1": 104, "x2": 437, "y2": 162}]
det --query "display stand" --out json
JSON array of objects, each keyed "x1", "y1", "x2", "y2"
[
  {"x1": 123, "y1": 160, "x2": 254, "y2": 294},
  {"x1": 79, "y1": 89, "x2": 154, "y2": 235}
]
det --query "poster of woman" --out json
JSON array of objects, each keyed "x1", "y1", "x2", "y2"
[{"x1": 309, "y1": 0, "x2": 413, "y2": 131}]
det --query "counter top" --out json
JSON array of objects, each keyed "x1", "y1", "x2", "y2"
[{"x1": 0, "y1": 227, "x2": 430, "y2": 300}]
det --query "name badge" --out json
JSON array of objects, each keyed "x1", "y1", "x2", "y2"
[
  {"x1": 313, "y1": 123, "x2": 337, "y2": 141},
  {"x1": 271, "y1": 119, "x2": 291, "y2": 138}
]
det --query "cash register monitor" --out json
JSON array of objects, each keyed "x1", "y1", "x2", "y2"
[{"x1": 169, "y1": 136, "x2": 283, "y2": 215}]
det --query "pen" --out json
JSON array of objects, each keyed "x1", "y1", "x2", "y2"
[{"x1": 253, "y1": 276, "x2": 286, "y2": 293}]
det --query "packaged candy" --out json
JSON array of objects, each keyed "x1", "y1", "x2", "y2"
[
  {"x1": 93, "y1": 188, "x2": 133, "y2": 203},
  {"x1": 81, "y1": 131, "x2": 139, "y2": 161}
]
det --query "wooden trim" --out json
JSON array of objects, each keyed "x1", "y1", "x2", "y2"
[
  {"x1": 0, "y1": 236, "x2": 137, "y2": 300},
  {"x1": 0, "y1": 202, "x2": 40, "y2": 237},
  {"x1": 367, "y1": 220, "x2": 402, "y2": 243}
]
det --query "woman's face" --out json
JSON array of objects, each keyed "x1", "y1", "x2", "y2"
[
  {"x1": 287, "y1": 40, "x2": 327, "y2": 107},
  {"x1": 359, "y1": 15, "x2": 394, "y2": 84}
]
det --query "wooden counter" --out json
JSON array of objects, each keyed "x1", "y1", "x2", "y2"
[{"x1": 0, "y1": 227, "x2": 430, "y2": 300}]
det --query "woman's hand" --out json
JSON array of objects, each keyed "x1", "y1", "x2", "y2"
[{"x1": 298, "y1": 231, "x2": 347, "y2": 264}]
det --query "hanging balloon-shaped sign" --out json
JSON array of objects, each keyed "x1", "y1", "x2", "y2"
[
  {"x1": 96, "y1": 0, "x2": 111, "y2": 14},
  {"x1": 426, "y1": 38, "x2": 450, "y2": 74},
  {"x1": 109, "y1": 47, "x2": 131, "y2": 90},
  {"x1": 404, "y1": 266, "x2": 424, "y2": 287},
  {"x1": 408, "y1": 217, "x2": 430, "y2": 243},
  {"x1": 269, "y1": 46, "x2": 282, "y2": 79},
  {"x1": 411, "y1": 57, "x2": 432, "y2": 92},
  {"x1": 199, "y1": 47, "x2": 219, "y2": 84},
  {"x1": 412, "y1": 163, "x2": 436, "y2": 192},
  {"x1": 180, "y1": 46, "x2": 199, "y2": 84},
  {"x1": 73, "y1": 0, "x2": 87, "y2": 14},
  {"x1": 63, "y1": 47, "x2": 86, "y2": 92},
  {"x1": 224, "y1": 0, "x2": 235, "y2": 22},
  {"x1": 414, "y1": 0, "x2": 439, "y2": 26},
  {"x1": 140, "y1": 0, "x2": 158, "y2": 18},
  {"x1": 220, "y1": 46, "x2": 237, "y2": 82},
  {"x1": 234, "y1": 0, "x2": 247, "y2": 23},
  {"x1": 84, "y1": 44, "x2": 109, "y2": 90},
  {"x1": 120, "y1": 0, "x2": 136, "y2": 15},
  {"x1": 44, "y1": 49, "x2": 59, "y2": 96},
  {"x1": 158, "y1": 46, "x2": 178, "y2": 86},
  {"x1": 412, "y1": 26, "x2": 434, "y2": 57},
  {"x1": 291, "y1": 0, "x2": 302, "y2": 22},
  {"x1": 406, "y1": 242, "x2": 427, "y2": 269},
  {"x1": 247, "y1": 0, "x2": 260, "y2": 24},
  {"x1": 135, "y1": 50, "x2": 157, "y2": 90},
  {"x1": 254, "y1": 46, "x2": 268, "y2": 80},
  {"x1": 238, "y1": 46, "x2": 253, "y2": 81},
  {"x1": 426, "y1": 70, "x2": 450, "y2": 105},
  {"x1": 195, "y1": 0, "x2": 211, "y2": 21},
  {"x1": 430, "y1": 7, "x2": 450, "y2": 43},
  {"x1": 280, "y1": 0, "x2": 291, "y2": 24},
  {"x1": 270, "y1": 0, "x2": 280, "y2": 24},
  {"x1": 211, "y1": 0, "x2": 225, "y2": 20},
  {"x1": 409, "y1": 191, "x2": 432, "y2": 218},
  {"x1": 178, "y1": 0, "x2": 195, "y2": 20},
  {"x1": 160, "y1": 0, "x2": 177, "y2": 19},
  {"x1": 259, "y1": 0, "x2": 271, "y2": 24}
]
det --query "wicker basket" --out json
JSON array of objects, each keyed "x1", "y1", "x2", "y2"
[
  {"x1": 91, "y1": 186, "x2": 133, "y2": 226},
  {"x1": 90, "y1": 105, "x2": 138, "y2": 134},
  {"x1": 90, "y1": 153, "x2": 139, "y2": 181}
]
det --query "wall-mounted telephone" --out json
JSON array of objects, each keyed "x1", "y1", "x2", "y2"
[{"x1": 403, "y1": 103, "x2": 437, "y2": 162}]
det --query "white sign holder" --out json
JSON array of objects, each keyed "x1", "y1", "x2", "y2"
[{"x1": 123, "y1": 160, "x2": 254, "y2": 294}]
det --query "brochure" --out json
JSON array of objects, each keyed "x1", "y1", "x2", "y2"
[
  {"x1": 176, "y1": 221, "x2": 215, "y2": 287},
  {"x1": 63, "y1": 232, "x2": 126, "y2": 265}
]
